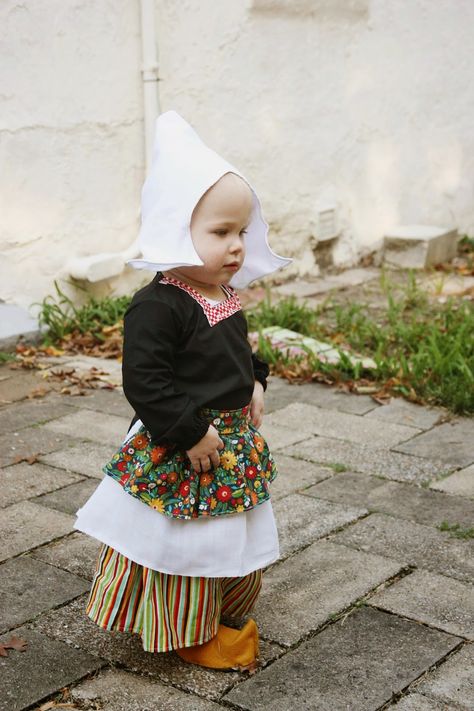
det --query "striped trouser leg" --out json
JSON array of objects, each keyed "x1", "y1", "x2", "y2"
[
  {"x1": 85, "y1": 543, "x2": 263, "y2": 652},
  {"x1": 220, "y1": 569, "x2": 263, "y2": 617}
]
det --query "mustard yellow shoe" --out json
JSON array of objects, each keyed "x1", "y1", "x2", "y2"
[{"x1": 175, "y1": 618, "x2": 259, "y2": 672}]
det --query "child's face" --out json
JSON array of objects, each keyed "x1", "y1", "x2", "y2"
[{"x1": 176, "y1": 172, "x2": 253, "y2": 287}]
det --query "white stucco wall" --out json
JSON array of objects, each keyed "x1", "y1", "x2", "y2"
[{"x1": 1, "y1": 0, "x2": 473, "y2": 312}]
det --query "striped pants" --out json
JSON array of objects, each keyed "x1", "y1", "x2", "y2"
[{"x1": 86, "y1": 544, "x2": 263, "y2": 653}]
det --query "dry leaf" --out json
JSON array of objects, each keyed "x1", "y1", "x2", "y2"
[
  {"x1": 0, "y1": 635, "x2": 28, "y2": 656},
  {"x1": 13, "y1": 454, "x2": 40, "y2": 465}
]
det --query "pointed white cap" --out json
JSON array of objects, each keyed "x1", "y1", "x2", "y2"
[{"x1": 127, "y1": 110, "x2": 292, "y2": 288}]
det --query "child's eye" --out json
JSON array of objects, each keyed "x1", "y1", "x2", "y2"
[
  {"x1": 240, "y1": 229, "x2": 248, "y2": 236},
  {"x1": 213, "y1": 230, "x2": 228, "y2": 236}
]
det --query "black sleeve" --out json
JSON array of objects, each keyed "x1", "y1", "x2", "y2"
[
  {"x1": 251, "y1": 352, "x2": 270, "y2": 392},
  {"x1": 122, "y1": 299, "x2": 210, "y2": 450}
]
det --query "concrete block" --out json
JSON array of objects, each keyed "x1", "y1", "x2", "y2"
[
  {"x1": 416, "y1": 644, "x2": 474, "y2": 710},
  {"x1": 255, "y1": 539, "x2": 402, "y2": 646},
  {"x1": 224, "y1": 606, "x2": 460, "y2": 711},
  {"x1": 369, "y1": 569, "x2": 473, "y2": 640},
  {"x1": 383, "y1": 225, "x2": 459, "y2": 269},
  {"x1": 332, "y1": 513, "x2": 474, "y2": 583}
]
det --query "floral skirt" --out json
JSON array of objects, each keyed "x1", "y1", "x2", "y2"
[
  {"x1": 102, "y1": 403, "x2": 277, "y2": 520},
  {"x1": 86, "y1": 543, "x2": 263, "y2": 653}
]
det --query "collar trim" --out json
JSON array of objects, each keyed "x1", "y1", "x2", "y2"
[{"x1": 158, "y1": 275, "x2": 242, "y2": 326}]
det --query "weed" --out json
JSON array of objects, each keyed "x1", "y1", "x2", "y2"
[{"x1": 438, "y1": 520, "x2": 474, "y2": 539}]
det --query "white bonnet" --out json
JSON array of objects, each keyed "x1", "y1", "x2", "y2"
[{"x1": 127, "y1": 110, "x2": 292, "y2": 288}]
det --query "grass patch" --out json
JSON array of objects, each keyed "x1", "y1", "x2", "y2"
[
  {"x1": 246, "y1": 268, "x2": 474, "y2": 415},
  {"x1": 438, "y1": 520, "x2": 474, "y2": 539},
  {"x1": 0, "y1": 352, "x2": 16, "y2": 363},
  {"x1": 34, "y1": 281, "x2": 131, "y2": 346}
]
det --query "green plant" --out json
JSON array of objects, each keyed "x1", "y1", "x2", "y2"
[
  {"x1": 438, "y1": 521, "x2": 474, "y2": 539},
  {"x1": 34, "y1": 281, "x2": 131, "y2": 345}
]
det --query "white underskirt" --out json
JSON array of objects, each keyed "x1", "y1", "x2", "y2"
[{"x1": 74, "y1": 476, "x2": 279, "y2": 578}]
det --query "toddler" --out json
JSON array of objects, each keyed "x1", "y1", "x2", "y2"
[{"x1": 74, "y1": 110, "x2": 292, "y2": 671}]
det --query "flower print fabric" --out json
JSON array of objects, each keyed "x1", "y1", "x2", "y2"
[{"x1": 103, "y1": 403, "x2": 277, "y2": 520}]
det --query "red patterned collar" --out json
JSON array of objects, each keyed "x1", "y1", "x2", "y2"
[{"x1": 157, "y1": 273, "x2": 242, "y2": 327}]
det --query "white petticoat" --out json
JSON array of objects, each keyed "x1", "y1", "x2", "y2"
[{"x1": 74, "y1": 418, "x2": 280, "y2": 578}]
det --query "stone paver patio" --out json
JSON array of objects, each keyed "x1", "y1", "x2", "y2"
[{"x1": 1, "y1": 274, "x2": 473, "y2": 710}]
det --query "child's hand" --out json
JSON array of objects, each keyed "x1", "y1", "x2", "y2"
[
  {"x1": 186, "y1": 425, "x2": 224, "y2": 473},
  {"x1": 250, "y1": 380, "x2": 265, "y2": 429}
]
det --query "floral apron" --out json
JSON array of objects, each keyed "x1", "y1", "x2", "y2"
[{"x1": 103, "y1": 403, "x2": 277, "y2": 520}]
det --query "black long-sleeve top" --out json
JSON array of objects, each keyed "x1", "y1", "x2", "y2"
[{"x1": 122, "y1": 272, "x2": 270, "y2": 450}]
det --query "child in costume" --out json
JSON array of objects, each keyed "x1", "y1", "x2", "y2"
[{"x1": 74, "y1": 110, "x2": 292, "y2": 671}]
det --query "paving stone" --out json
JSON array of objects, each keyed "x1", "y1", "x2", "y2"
[
  {"x1": 369, "y1": 569, "x2": 474, "y2": 640},
  {"x1": 0, "y1": 501, "x2": 74, "y2": 562},
  {"x1": 43, "y1": 409, "x2": 131, "y2": 446},
  {"x1": 287, "y1": 436, "x2": 458, "y2": 484},
  {"x1": 255, "y1": 540, "x2": 402, "y2": 646},
  {"x1": 393, "y1": 417, "x2": 474, "y2": 468},
  {"x1": 60, "y1": 387, "x2": 134, "y2": 419},
  {"x1": 70, "y1": 667, "x2": 224, "y2": 710},
  {"x1": 364, "y1": 396, "x2": 443, "y2": 430},
  {"x1": 0, "y1": 624, "x2": 104, "y2": 711},
  {"x1": 0, "y1": 369, "x2": 49, "y2": 405},
  {"x1": 0, "y1": 461, "x2": 83, "y2": 508},
  {"x1": 415, "y1": 644, "x2": 474, "y2": 710},
  {"x1": 41, "y1": 354, "x2": 123, "y2": 387},
  {"x1": 273, "y1": 493, "x2": 367, "y2": 558},
  {"x1": 40, "y1": 439, "x2": 117, "y2": 478},
  {"x1": 31, "y1": 594, "x2": 285, "y2": 702},
  {"x1": 264, "y1": 379, "x2": 377, "y2": 416},
  {"x1": 264, "y1": 402, "x2": 420, "y2": 448},
  {"x1": 32, "y1": 531, "x2": 102, "y2": 581},
  {"x1": 224, "y1": 606, "x2": 461, "y2": 711},
  {"x1": 389, "y1": 692, "x2": 455, "y2": 710},
  {"x1": 0, "y1": 395, "x2": 74, "y2": 432},
  {"x1": 0, "y1": 555, "x2": 90, "y2": 633},
  {"x1": 259, "y1": 420, "x2": 308, "y2": 450},
  {"x1": 33, "y1": 477, "x2": 100, "y2": 515},
  {"x1": 304, "y1": 472, "x2": 474, "y2": 528},
  {"x1": 269, "y1": 453, "x2": 333, "y2": 500},
  {"x1": 0, "y1": 425, "x2": 72, "y2": 468},
  {"x1": 430, "y1": 463, "x2": 474, "y2": 498},
  {"x1": 332, "y1": 513, "x2": 474, "y2": 583}
]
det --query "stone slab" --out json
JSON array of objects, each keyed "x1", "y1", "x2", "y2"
[
  {"x1": 224, "y1": 606, "x2": 461, "y2": 711},
  {"x1": 269, "y1": 453, "x2": 333, "y2": 500},
  {"x1": 60, "y1": 387, "x2": 134, "y2": 419},
  {"x1": 259, "y1": 420, "x2": 309, "y2": 450},
  {"x1": 364, "y1": 396, "x2": 443, "y2": 430},
  {"x1": 304, "y1": 472, "x2": 474, "y2": 528},
  {"x1": 430, "y1": 463, "x2": 474, "y2": 498},
  {"x1": 416, "y1": 644, "x2": 474, "y2": 710},
  {"x1": 369, "y1": 569, "x2": 474, "y2": 640},
  {"x1": 0, "y1": 426, "x2": 72, "y2": 468},
  {"x1": 390, "y1": 694, "x2": 453, "y2": 710},
  {"x1": 0, "y1": 555, "x2": 90, "y2": 633},
  {"x1": 0, "y1": 395, "x2": 74, "y2": 433},
  {"x1": 33, "y1": 476, "x2": 99, "y2": 515},
  {"x1": 70, "y1": 668, "x2": 224, "y2": 710},
  {"x1": 30, "y1": 594, "x2": 285, "y2": 702},
  {"x1": 0, "y1": 624, "x2": 104, "y2": 711},
  {"x1": 264, "y1": 402, "x2": 420, "y2": 448},
  {"x1": 272, "y1": 493, "x2": 367, "y2": 559},
  {"x1": 264, "y1": 378, "x2": 377, "y2": 416},
  {"x1": 32, "y1": 531, "x2": 102, "y2": 581},
  {"x1": 332, "y1": 513, "x2": 474, "y2": 583},
  {"x1": 0, "y1": 302, "x2": 40, "y2": 340},
  {"x1": 0, "y1": 461, "x2": 83, "y2": 508},
  {"x1": 0, "y1": 501, "x2": 74, "y2": 562},
  {"x1": 40, "y1": 439, "x2": 117, "y2": 478},
  {"x1": 393, "y1": 417, "x2": 474, "y2": 468},
  {"x1": 255, "y1": 539, "x2": 402, "y2": 646},
  {"x1": 0, "y1": 370, "x2": 48, "y2": 405},
  {"x1": 287, "y1": 436, "x2": 458, "y2": 484},
  {"x1": 43, "y1": 409, "x2": 130, "y2": 446}
]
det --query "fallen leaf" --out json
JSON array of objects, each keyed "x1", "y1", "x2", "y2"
[
  {"x1": 13, "y1": 454, "x2": 40, "y2": 465},
  {"x1": 0, "y1": 635, "x2": 28, "y2": 656}
]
